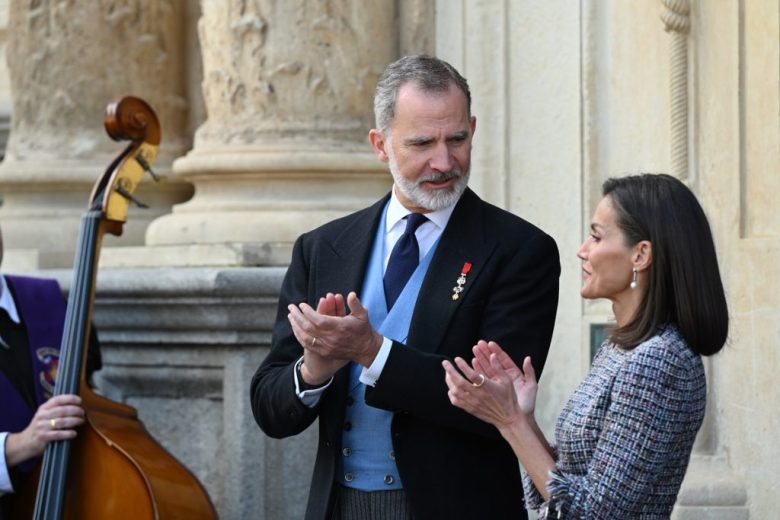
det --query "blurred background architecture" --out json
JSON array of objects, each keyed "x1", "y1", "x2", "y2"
[{"x1": 0, "y1": 1, "x2": 774, "y2": 518}]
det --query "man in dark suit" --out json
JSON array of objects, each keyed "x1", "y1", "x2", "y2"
[
  {"x1": 251, "y1": 55, "x2": 560, "y2": 520},
  {"x1": 0, "y1": 226, "x2": 100, "y2": 515}
]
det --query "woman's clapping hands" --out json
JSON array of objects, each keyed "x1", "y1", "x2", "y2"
[{"x1": 442, "y1": 340, "x2": 539, "y2": 430}]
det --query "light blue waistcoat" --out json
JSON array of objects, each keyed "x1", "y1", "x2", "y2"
[{"x1": 338, "y1": 202, "x2": 440, "y2": 491}]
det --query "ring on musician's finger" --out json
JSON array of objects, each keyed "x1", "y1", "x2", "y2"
[
  {"x1": 50, "y1": 418, "x2": 58, "y2": 429},
  {"x1": 311, "y1": 336, "x2": 318, "y2": 347},
  {"x1": 471, "y1": 374, "x2": 486, "y2": 388}
]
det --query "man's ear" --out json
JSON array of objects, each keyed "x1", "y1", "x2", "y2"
[
  {"x1": 632, "y1": 240, "x2": 653, "y2": 271},
  {"x1": 368, "y1": 129, "x2": 389, "y2": 163}
]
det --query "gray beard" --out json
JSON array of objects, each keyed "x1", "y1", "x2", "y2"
[{"x1": 388, "y1": 153, "x2": 470, "y2": 212}]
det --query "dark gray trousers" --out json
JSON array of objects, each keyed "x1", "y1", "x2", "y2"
[{"x1": 331, "y1": 485, "x2": 413, "y2": 520}]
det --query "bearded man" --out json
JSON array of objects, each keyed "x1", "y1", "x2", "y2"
[{"x1": 251, "y1": 55, "x2": 560, "y2": 520}]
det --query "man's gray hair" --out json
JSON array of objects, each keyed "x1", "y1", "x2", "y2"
[{"x1": 373, "y1": 55, "x2": 471, "y2": 132}]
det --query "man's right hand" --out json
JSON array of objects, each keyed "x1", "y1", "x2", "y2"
[
  {"x1": 292, "y1": 293, "x2": 349, "y2": 385},
  {"x1": 5, "y1": 394, "x2": 85, "y2": 467},
  {"x1": 289, "y1": 292, "x2": 383, "y2": 369}
]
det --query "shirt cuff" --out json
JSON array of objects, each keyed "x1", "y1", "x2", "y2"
[
  {"x1": 294, "y1": 356, "x2": 334, "y2": 408},
  {"x1": 0, "y1": 432, "x2": 13, "y2": 494},
  {"x1": 359, "y1": 336, "x2": 393, "y2": 387}
]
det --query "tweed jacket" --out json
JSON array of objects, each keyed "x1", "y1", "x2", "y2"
[
  {"x1": 251, "y1": 189, "x2": 560, "y2": 520},
  {"x1": 524, "y1": 325, "x2": 705, "y2": 519}
]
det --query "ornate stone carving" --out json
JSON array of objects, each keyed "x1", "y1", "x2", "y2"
[
  {"x1": 196, "y1": 0, "x2": 394, "y2": 147},
  {"x1": 5, "y1": 0, "x2": 188, "y2": 160},
  {"x1": 0, "y1": 0, "x2": 193, "y2": 267},
  {"x1": 147, "y1": 1, "x2": 399, "y2": 251}
]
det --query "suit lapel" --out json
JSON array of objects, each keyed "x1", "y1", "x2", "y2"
[
  {"x1": 408, "y1": 189, "x2": 498, "y2": 354},
  {"x1": 314, "y1": 194, "x2": 390, "y2": 298}
]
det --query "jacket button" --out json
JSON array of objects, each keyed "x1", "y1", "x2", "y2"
[
  {"x1": 344, "y1": 421, "x2": 352, "y2": 431},
  {"x1": 384, "y1": 475, "x2": 394, "y2": 485},
  {"x1": 344, "y1": 472, "x2": 354, "y2": 482},
  {"x1": 342, "y1": 447, "x2": 352, "y2": 457},
  {"x1": 388, "y1": 450, "x2": 395, "y2": 460},
  {"x1": 325, "y1": 441, "x2": 331, "y2": 448}
]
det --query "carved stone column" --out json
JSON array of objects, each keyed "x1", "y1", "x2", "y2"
[
  {"x1": 0, "y1": 0, "x2": 193, "y2": 270},
  {"x1": 660, "y1": 0, "x2": 691, "y2": 180},
  {"x1": 145, "y1": 0, "x2": 396, "y2": 263}
]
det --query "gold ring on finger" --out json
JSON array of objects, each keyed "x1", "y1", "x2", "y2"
[
  {"x1": 311, "y1": 336, "x2": 318, "y2": 347},
  {"x1": 51, "y1": 418, "x2": 58, "y2": 429},
  {"x1": 471, "y1": 373, "x2": 486, "y2": 388}
]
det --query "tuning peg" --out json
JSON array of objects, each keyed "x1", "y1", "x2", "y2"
[
  {"x1": 134, "y1": 153, "x2": 161, "y2": 182},
  {"x1": 115, "y1": 184, "x2": 150, "y2": 208}
]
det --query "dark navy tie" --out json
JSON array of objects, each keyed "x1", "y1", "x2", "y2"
[{"x1": 384, "y1": 213, "x2": 428, "y2": 309}]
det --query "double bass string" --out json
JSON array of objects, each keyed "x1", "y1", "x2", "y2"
[
  {"x1": 34, "y1": 211, "x2": 102, "y2": 520},
  {"x1": 56, "y1": 211, "x2": 102, "y2": 394}
]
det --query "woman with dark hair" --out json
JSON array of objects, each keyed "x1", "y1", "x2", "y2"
[{"x1": 443, "y1": 173, "x2": 728, "y2": 518}]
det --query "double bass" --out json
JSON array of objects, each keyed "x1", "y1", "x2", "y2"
[{"x1": 12, "y1": 97, "x2": 218, "y2": 519}]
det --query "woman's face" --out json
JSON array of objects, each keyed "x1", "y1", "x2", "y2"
[{"x1": 577, "y1": 196, "x2": 635, "y2": 301}]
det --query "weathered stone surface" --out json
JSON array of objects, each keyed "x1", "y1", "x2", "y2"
[
  {"x1": 70, "y1": 265, "x2": 318, "y2": 519},
  {"x1": 147, "y1": 0, "x2": 402, "y2": 251},
  {"x1": 195, "y1": 0, "x2": 393, "y2": 147},
  {"x1": 0, "y1": 0, "x2": 194, "y2": 266},
  {"x1": 5, "y1": 0, "x2": 188, "y2": 160}
]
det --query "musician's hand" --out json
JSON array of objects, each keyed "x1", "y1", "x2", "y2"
[{"x1": 4, "y1": 394, "x2": 85, "y2": 467}]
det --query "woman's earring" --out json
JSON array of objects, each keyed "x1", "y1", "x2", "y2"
[{"x1": 630, "y1": 267, "x2": 638, "y2": 289}]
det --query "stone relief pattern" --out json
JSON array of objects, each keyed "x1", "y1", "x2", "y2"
[
  {"x1": 399, "y1": 0, "x2": 435, "y2": 56},
  {"x1": 197, "y1": 0, "x2": 393, "y2": 146},
  {"x1": 6, "y1": 0, "x2": 187, "y2": 159}
]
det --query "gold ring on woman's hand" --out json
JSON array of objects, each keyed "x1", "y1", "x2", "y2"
[
  {"x1": 471, "y1": 373, "x2": 486, "y2": 388},
  {"x1": 50, "y1": 418, "x2": 57, "y2": 429},
  {"x1": 311, "y1": 336, "x2": 318, "y2": 347}
]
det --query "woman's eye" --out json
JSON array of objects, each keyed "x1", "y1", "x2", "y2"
[{"x1": 590, "y1": 234, "x2": 600, "y2": 242}]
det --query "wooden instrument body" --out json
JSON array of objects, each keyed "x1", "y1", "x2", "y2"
[{"x1": 15, "y1": 384, "x2": 217, "y2": 519}]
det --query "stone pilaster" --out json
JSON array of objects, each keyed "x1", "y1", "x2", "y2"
[
  {"x1": 145, "y1": 0, "x2": 397, "y2": 261},
  {"x1": 0, "y1": 0, "x2": 193, "y2": 270},
  {"x1": 0, "y1": 0, "x2": 11, "y2": 160}
]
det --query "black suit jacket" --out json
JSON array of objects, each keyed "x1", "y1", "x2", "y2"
[{"x1": 251, "y1": 188, "x2": 560, "y2": 520}]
